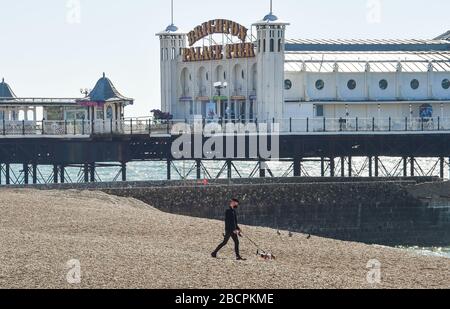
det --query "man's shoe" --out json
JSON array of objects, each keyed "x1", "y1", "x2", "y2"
[
  {"x1": 236, "y1": 256, "x2": 247, "y2": 261},
  {"x1": 211, "y1": 252, "x2": 217, "y2": 258}
]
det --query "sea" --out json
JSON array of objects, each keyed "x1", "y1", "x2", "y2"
[{"x1": 1, "y1": 157, "x2": 449, "y2": 259}]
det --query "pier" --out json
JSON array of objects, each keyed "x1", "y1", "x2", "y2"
[{"x1": 1, "y1": 117, "x2": 450, "y2": 185}]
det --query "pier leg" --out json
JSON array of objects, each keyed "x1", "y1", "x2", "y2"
[
  {"x1": 167, "y1": 160, "x2": 171, "y2": 180},
  {"x1": 374, "y1": 156, "x2": 379, "y2": 177},
  {"x1": 83, "y1": 164, "x2": 89, "y2": 183},
  {"x1": 348, "y1": 157, "x2": 352, "y2": 177},
  {"x1": 121, "y1": 162, "x2": 127, "y2": 182},
  {"x1": 368, "y1": 156, "x2": 373, "y2": 178},
  {"x1": 23, "y1": 164, "x2": 29, "y2": 185},
  {"x1": 403, "y1": 157, "x2": 408, "y2": 177},
  {"x1": 90, "y1": 163, "x2": 96, "y2": 182},
  {"x1": 5, "y1": 163, "x2": 10, "y2": 185},
  {"x1": 340, "y1": 157, "x2": 345, "y2": 177},
  {"x1": 32, "y1": 164, "x2": 37, "y2": 184},
  {"x1": 259, "y1": 161, "x2": 266, "y2": 178},
  {"x1": 196, "y1": 160, "x2": 201, "y2": 180},
  {"x1": 227, "y1": 160, "x2": 232, "y2": 179},
  {"x1": 320, "y1": 158, "x2": 325, "y2": 177},
  {"x1": 410, "y1": 157, "x2": 415, "y2": 177},
  {"x1": 53, "y1": 165, "x2": 58, "y2": 184},
  {"x1": 330, "y1": 157, "x2": 335, "y2": 177},
  {"x1": 60, "y1": 165, "x2": 65, "y2": 184},
  {"x1": 293, "y1": 158, "x2": 301, "y2": 177},
  {"x1": 440, "y1": 157, "x2": 444, "y2": 179}
]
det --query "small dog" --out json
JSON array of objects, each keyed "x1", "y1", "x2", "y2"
[{"x1": 257, "y1": 249, "x2": 276, "y2": 261}]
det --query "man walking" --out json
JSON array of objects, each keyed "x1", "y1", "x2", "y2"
[{"x1": 211, "y1": 198, "x2": 246, "y2": 261}]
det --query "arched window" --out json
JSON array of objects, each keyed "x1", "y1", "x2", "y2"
[
  {"x1": 171, "y1": 48, "x2": 176, "y2": 60},
  {"x1": 258, "y1": 39, "x2": 261, "y2": 53},
  {"x1": 270, "y1": 39, "x2": 274, "y2": 52},
  {"x1": 278, "y1": 39, "x2": 282, "y2": 52},
  {"x1": 263, "y1": 39, "x2": 266, "y2": 52}
]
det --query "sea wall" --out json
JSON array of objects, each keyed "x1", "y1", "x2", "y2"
[{"x1": 102, "y1": 180, "x2": 450, "y2": 247}]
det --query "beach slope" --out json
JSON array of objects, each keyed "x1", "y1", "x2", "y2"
[{"x1": 0, "y1": 189, "x2": 448, "y2": 289}]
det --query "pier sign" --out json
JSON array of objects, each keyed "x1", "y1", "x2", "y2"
[{"x1": 183, "y1": 19, "x2": 255, "y2": 62}]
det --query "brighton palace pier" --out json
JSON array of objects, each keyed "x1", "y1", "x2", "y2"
[{"x1": 1, "y1": 6, "x2": 450, "y2": 184}]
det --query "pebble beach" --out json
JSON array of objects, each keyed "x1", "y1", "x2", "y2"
[{"x1": 0, "y1": 189, "x2": 449, "y2": 289}]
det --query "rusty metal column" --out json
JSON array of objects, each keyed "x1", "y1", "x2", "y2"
[
  {"x1": 368, "y1": 156, "x2": 373, "y2": 178},
  {"x1": 410, "y1": 157, "x2": 415, "y2": 177},
  {"x1": 320, "y1": 157, "x2": 325, "y2": 177},
  {"x1": 440, "y1": 157, "x2": 445, "y2": 179}
]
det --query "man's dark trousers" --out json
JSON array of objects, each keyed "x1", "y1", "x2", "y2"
[{"x1": 213, "y1": 232, "x2": 240, "y2": 257}]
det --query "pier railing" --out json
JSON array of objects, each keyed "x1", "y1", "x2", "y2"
[{"x1": 1, "y1": 117, "x2": 450, "y2": 137}]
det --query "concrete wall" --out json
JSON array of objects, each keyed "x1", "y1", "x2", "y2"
[{"x1": 102, "y1": 180, "x2": 450, "y2": 247}]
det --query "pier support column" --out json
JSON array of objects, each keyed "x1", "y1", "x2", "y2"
[
  {"x1": 83, "y1": 164, "x2": 89, "y2": 183},
  {"x1": 259, "y1": 161, "x2": 266, "y2": 178},
  {"x1": 196, "y1": 160, "x2": 201, "y2": 180},
  {"x1": 440, "y1": 157, "x2": 445, "y2": 179},
  {"x1": 90, "y1": 163, "x2": 96, "y2": 182},
  {"x1": 403, "y1": 157, "x2": 408, "y2": 177},
  {"x1": 340, "y1": 157, "x2": 345, "y2": 177},
  {"x1": 320, "y1": 158, "x2": 325, "y2": 177},
  {"x1": 5, "y1": 163, "x2": 10, "y2": 185},
  {"x1": 23, "y1": 164, "x2": 29, "y2": 185},
  {"x1": 368, "y1": 156, "x2": 373, "y2": 178},
  {"x1": 53, "y1": 165, "x2": 58, "y2": 184},
  {"x1": 121, "y1": 162, "x2": 127, "y2": 182},
  {"x1": 329, "y1": 157, "x2": 335, "y2": 177},
  {"x1": 32, "y1": 164, "x2": 37, "y2": 184},
  {"x1": 410, "y1": 157, "x2": 415, "y2": 177},
  {"x1": 293, "y1": 158, "x2": 301, "y2": 177},
  {"x1": 60, "y1": 165, "x2": 65, "y2": 184},
  {"x1": 348, "y1": 157, "x2": 352, "y2": 177},
  {"x1": 227, "y1": 160, "x2": 232, "y2": 179},
  {"x1": 374, "y1": 156, "x2": 379, "y2": 177},
  {"x1": 167, "y1": 160, "x2": 171, "y2": 180}
]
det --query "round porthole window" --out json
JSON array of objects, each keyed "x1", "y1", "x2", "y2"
[
  {"x1": 379, "y1": 79, "x2": 388, "y2": 90},
  {"x1": 411, "y1": 79, "x2": 420, "y2": 90},
  {"x1": 442, "y1": 79, "x2": 450, "y2": 90},
  {"x1": 347, "y1": 79, "x2": 357, "y2": 90},
  {"x1": 284, "y1": 79, "x2": 292, "y2": 90},
  {"x1": 315, "y1": 79, "x2": 325, "y2": 90}
]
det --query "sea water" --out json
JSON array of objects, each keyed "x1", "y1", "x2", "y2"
[{"x1": 1, "y1": 158, "x2": 449, "y2": 258}]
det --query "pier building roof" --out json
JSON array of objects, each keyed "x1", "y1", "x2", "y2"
[
  {"x1": 0, "y1": 78, "x2": 17, "y2": 99},
  {"x1": 79, "y1": 73, "x2": 134, "y2": 106}
]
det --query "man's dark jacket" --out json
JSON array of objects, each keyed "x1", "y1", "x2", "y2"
[{"x1": 225, "y1": 207, "x2": 240, "y2": 234}]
